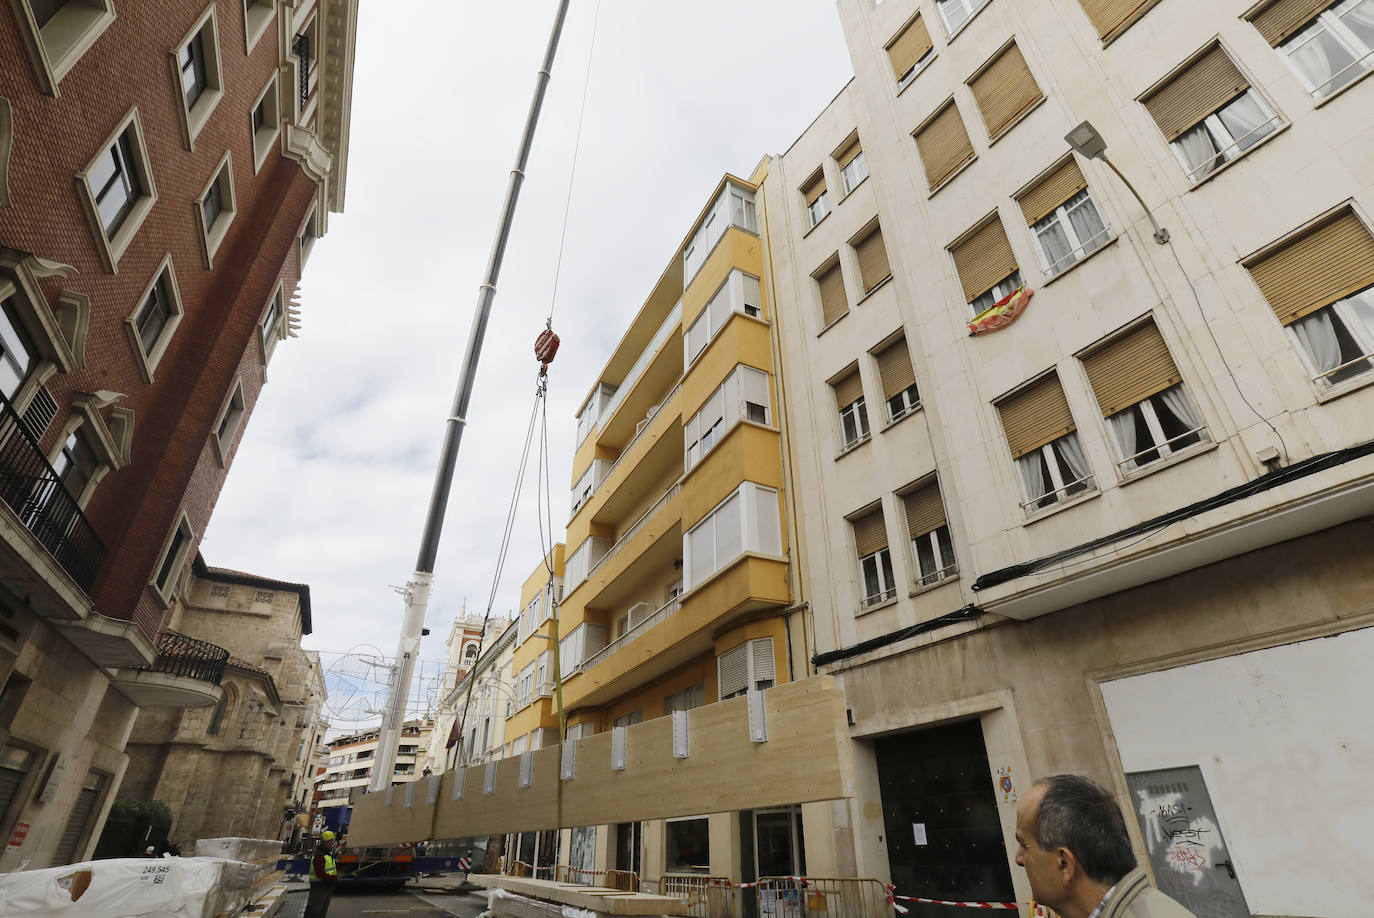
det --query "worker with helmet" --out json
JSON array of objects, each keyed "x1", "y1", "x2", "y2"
[{"x1": 305, "y1": 830, "x2": 339, "y2": 917}]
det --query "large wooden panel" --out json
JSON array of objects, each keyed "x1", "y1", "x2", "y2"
[{"x1": 348, "y1": 676, "x2": 853, "y2": 846}]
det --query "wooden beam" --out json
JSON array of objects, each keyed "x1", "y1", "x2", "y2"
[{"x1": 347, "y1": 676, "x2": 852, "y2": 845}]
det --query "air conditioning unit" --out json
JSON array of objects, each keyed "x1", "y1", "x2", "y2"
[{"x1": 627, "y1": 602, "x2": 654, "y2": 629}]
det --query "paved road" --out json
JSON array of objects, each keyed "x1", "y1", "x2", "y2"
[{"x1": 276, "y1": 886, "x2": 488, "y2": 918}]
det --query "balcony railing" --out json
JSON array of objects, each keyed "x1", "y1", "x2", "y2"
[
  {"x1": 578, "y1": 596, "x2": 682, "y2": 674},
  {"x1": 0, "y1": 392, "x2": 108, "y2": 592},
  {"x1": 136, "y1": 631, "x2": 229, "y2": 685},
  {"x1": 586, "y1": 482, "x2": 681, "y2": 582},
  {"x1": 593, "y1": 380, "x2": 681, "y2": 499}
]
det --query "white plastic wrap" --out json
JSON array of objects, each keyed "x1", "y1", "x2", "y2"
[{"x1": 0, "y1": 856, "x2": 258, "y2": 918}]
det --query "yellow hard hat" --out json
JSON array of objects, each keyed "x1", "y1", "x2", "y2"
[{"x1": 321, "y1": 830, "x2": 335, "y2": 841}]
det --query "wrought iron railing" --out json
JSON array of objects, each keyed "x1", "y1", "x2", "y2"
[
  {"x1": 138, "y1": 631, "x2": 229, "y2": 685},
  {"x1": 292, "y1": 34, "x2": 311, "y2": 109},
  {"x1": 0, "y1": 391, "x2": 108, "y2": 592}
]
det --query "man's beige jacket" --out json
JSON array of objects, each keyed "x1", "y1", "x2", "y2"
[{"x1": 1100, "y1": 868, "x2": 1199, "y2": 918}]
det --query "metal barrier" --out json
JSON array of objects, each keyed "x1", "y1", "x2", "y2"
[
  {"x1": 755, "y1": 877, "x2": 892, "y2": 918},
  {"x1": 552, "y1": 865, "x2": 641, "y2": 891},
  {"x1": 661, "y1": 874, "x2": 739, "y2": 918}
]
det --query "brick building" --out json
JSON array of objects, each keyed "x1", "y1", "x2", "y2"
[{"x1": 0, "y1": 0, "x2": 356, "y2": 869}]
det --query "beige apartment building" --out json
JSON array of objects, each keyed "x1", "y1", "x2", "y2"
[
  {"x1": 754, "y1": 0, "x2": 1374, "y2": 915},
  {"x1": 120, "y1": 559, "x2": 324, "y2": 851}
]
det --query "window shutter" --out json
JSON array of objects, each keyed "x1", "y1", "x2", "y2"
[
  {"x1": 886, "y1": 15, "x2": 933, "y2": 81},
  {"x1": 0, "y1": 756, "x2": 31, "y2": 834},
  {"x1": 53, "y1": 776, "x2": 102, "y2": 865},
  {"x1": 968, "y1": 43, "x2": 1043, "y2": 140},
  {"x1": 855, "y1": 226, "x2": 891, "y2": 292},
  {"x1": 914, "y1": 101, "x2": 975, "y2": 191},
  {"x1": 1141, "y1": 45, "x2": 1252, "y2": 142},
  {"x1": 1017, "y1": 157, "x2": 1089, "y2": 226},
  {"x1": 1246, "y1": 209, "x2": 1374, "y2": 326},
  {"x1": 1247, "y1": 0, "x2": 1331, "y2": 45},
  {"x1": 876, "y1": 338, "x2": 917, "y2": 400},
  {"x1": 951, "y1": 215, "x2": 1019, "y2": 303},
  {"x1": 997, "y1": 374, "x2": 1076, "y2": 459},
  {"x1": 903, "y1": 483, "x2": 946, "y2": 539},
  {"x1": 749, "y1": 638, "x2": 775, "y2": 684},
  {"x1": 1077, "y1": 0, "x2": 1163, "y2": 43},
  {"x1": 851, "y1": 507, "x2": 888, "y2": 557},
  {"x1": 801, "y1": 170, "x2": 827, "y2": 206},
  {"x1": 1082, "y1": 320, "x2": 1183, "y2": 417},
  {"x1": 836, "y1": 137, "x2": 863, "y2": 169},
  {"x1": 816, "y1": 261, "x2": 848, "y2": 326},
  {"x1": 833, "y1": 368, "x2": 864, "y2": 410},
  {"x1": 718, "y1": 644, "x2": 748, "y2": 699}
]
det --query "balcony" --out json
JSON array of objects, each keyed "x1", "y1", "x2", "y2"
[
  {"x1": 0, "y1": 391, "x2": 108, "y2": 615},
  {"x1": 578, "y1": 596, "x2": 681, "y2": 674},
  {"x1": 113, "y1": 631, "x2": 229, "y2": 708}
]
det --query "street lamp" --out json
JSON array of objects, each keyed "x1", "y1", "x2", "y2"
[{"x1": 1065, "y1": 120, "x2": 1170, "y2": 246}]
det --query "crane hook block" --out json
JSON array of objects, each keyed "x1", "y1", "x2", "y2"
[{"x1": 535, "y1": 327, "x2": 560, "y2": 372}]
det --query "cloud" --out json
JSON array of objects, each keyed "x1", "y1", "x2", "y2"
[{"x1": 205, "y1": 0, "x2": 852, "y2": 718}]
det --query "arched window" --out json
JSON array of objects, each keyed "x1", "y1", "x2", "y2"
[
  {"x1": 208, "y1": 683, "x2": 237, "y2": 735},
  {"x1": 463, "y1": 644, "x2": 478, "y2": 662}
]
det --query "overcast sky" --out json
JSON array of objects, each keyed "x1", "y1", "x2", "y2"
[{"x1": 202, "y1": 1, "x2": 854, "y2": 722}]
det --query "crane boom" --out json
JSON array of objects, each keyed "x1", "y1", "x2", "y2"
[{"x1": 368, "y1": 0, "x2": 575, "y2": 795}]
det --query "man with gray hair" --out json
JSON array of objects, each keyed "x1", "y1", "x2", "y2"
[{"x1": 1014, "y1": 775, "x2": 1196, "y2": 918}]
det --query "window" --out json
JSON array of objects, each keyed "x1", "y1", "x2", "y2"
[
  {"x1": 664, "y1": 683, "x2": 705, "y2": 715},
  {"x1": 832, "y1": 367, "x2": 869, "y2": 451},
  {"x1": 1245, "y1": 207, "x2": 1374, "y2": 388},
  {"x1": 12, "y1": 0, "x2": 116, "y2": 93},
  {"x1": 684, "y1": 483, "x2": 781, "y2": 590},
  {"x1": 686, "y1": 269, "x2": 764, "y2": 364},
  {"x1": 874, "y1": 337, "x2": 919, "y2": 422},
  {"x1": 213, "y1": 380, "x2": 246, "y2": 465},
  {"x1": 1141, "y1": 45, "x2": 1281, "y2": 183},
  {"x1": 294, "y1": 13, "x2": 320, "y2": 115},
  {"x1": 887, "y1": 14, "x2": 935, "y2": 88},
  {"x1": 1253, "y1": 0, "x2": 1374, "y2": 99},
  {"x1": 967, "y1": 41, "x2": 1043, "y2": 141},
  {"x1": 852, "y1": 222, "x2": 892, "y2": 294},
  {"x1": 1082, "y1": 319, "x2": 1207, "y2": 472},
  {"x1": 902, "y1": 481, "x2": 956, "y2": 586},
  {"x1": 171, "y1": 6, "x2": 224, "y2": 149},
  {"x1": 665, "y1": 817, "x2": 710, "y2": 873},
  {"x1": 154, "y1": 514, "x2": 195, "y2": 602},
  {"x1": 951, "y1": 214, "x2": 1022, "y2": 316},
  {"x1": 197, "y1": 152, "x2": 237, "y2": 267},
  {"x1": 0, "y1": 299, "x2": 37, "y2": 402},
  {"x1": 51, "y1": 427, "x2": 99, "y2": 506},
  {"x1": 536, "y1": 651, "x2": 551, "y2": 696},
  {"x1": 563, "y1": 536, "x2": 610, "y2": 590},
  {"x1": 717, "y1": 637, "x2": 775, "y2": 699},
  {"x1": 260, "y1": 287, "x2": 284, "y2": 360},
  {"x1": 815, "y1": 258, "x2": 848, "y2": 328},
  {"x1": 1075, "y1": 0, "x2": 1165, "y2": 44},
  {"x1": 684, "y1": 364, "x2": 771, "y2": 471},
  {"x1": 77, "y1": 109, "x2": 157, "y2": 271},
  {"x1": 559, "y1": 622, "x2": 607, "y2": 673},
  {"x1": 683, "y1": 182, "x2": 757, "y2": 284},
  {"x1": 52, "y1": 770, "x2": 105, "y2": 864},
  {"x1": 251, "y1": 73, "x2": 282, "y2": 172},
  {"x1": 517, "y1": 663, "x2": 535, "y2": 709},
  {"x1": 997, "y1": 374, "x2": 1095, "y2": 513},
  {"x1": 126, "y1": 255, "x2": 186, "y2": 382},
  {"x1": 851, "y1": 507, "x2": 895, "y2": 608},
  {"x1": 801, "y1": 169, "x2": 829, "y2": 229},
  {"x1": 913, "y1": 100, "x2": 975, "y2": 191},
  {"x1": 0, "y1": 744, "x2": 37, "y2": 832},
  {"x1": 1017, "y1": 157, "x2": 1109, "y2": 276},
  {"x1": 242, "y1": 0, "x2": 275, "y2": 53},
  {"x1": 569, "y1": 459, "x2": 609, "y2": 517},
  {"x1": 836, "y1": 136, "x2": 868, "y2": 195},
  {"x1": 937, "y1": 0, "x2": 991, "y2": 35},
  {"x1": 299, "y1": 206, "x2": 319, "y2": 264},
  {"x1": 613, "y1": 710, "x2": 643, "y2": 728}
]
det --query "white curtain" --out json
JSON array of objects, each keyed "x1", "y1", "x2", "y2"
[
  {"x1": 1216, "y1": 92, "x2": 1276, "y2": 152},
  {"x1": 1054, "y1": 434, "x2": 1092, "y2": 487},
  {"x1": 1159, "y1": 385, "x2": 1203, "y2": 432},
  {"x1": 1341, "y1": 0, "x2": 1374, "y2": 46},
  {"x1": 1066, "y1": 193, "x2": 1108, "y2": 255},
  {"x1": 1015, "y1": 452, "x2": 1048, "y2": 504},
  {"x1": 1293, "y1": 309, "x2": 1343, "y2": 377},
  {"x1": 1288, "y1": 30, "x2": 1348, "y2": 95},
  {"x1": 1176, "y1": 124, "x2": 1220, "y2": 179},
  {"x1": 1107, "y1": 410, "x2": 1141, "y2": 470},
  {"x1": 1035, "y1": 221, "x2": 1074, "y2": 271},
  {"x1": 1346, "y1": 288, "x2": 1374, "y2": 345}
]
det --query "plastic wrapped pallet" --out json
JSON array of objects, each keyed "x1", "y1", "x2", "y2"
[{"x1": 0, "y1": 856, "x2": 234, "y2": 917}]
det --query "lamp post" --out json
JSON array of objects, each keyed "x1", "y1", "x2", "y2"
[{"x1": 1065, "y1": 120, "x2": 1171, "y2": 245}]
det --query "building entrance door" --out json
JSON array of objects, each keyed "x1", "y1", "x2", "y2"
[
  {"x1": 873, "y1": 719, "x2": 1014, "y2": 913},
  {"x1": 1125, "y1": 766, "x2": 1251, "y2": 918},
  {"x1": 753, "y1": 807, "x2": 804, "y2": 878},
  {"x1": 614, "y1": 821, "x2": 641, "y2": 879}
]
